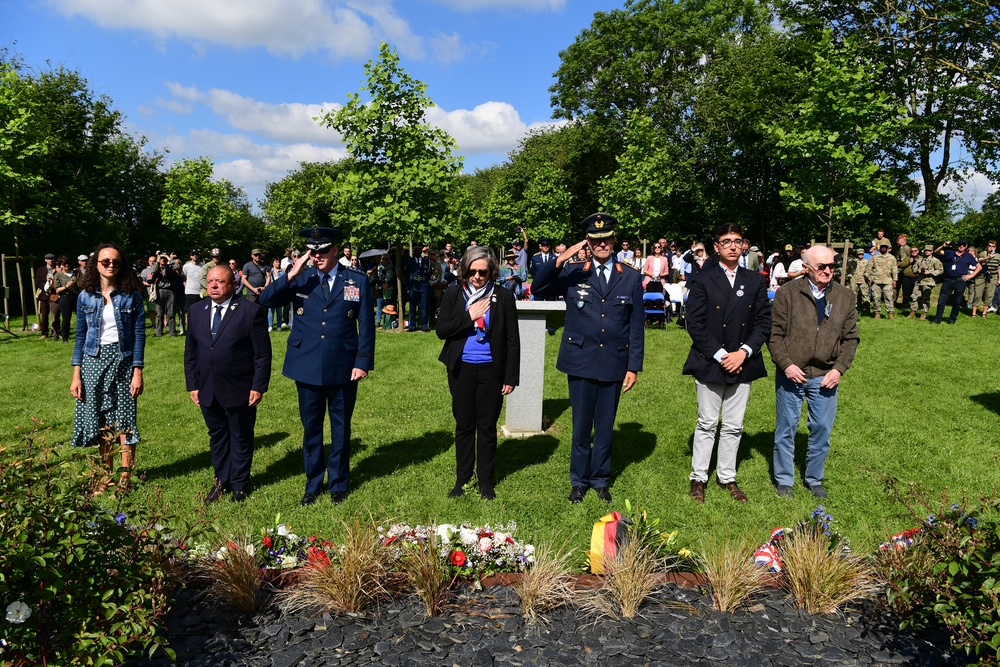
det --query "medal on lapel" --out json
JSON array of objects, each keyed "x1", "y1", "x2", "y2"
[
  {"x1": 297, "y1": 307, "x2": 304, "y2": 316},
  {"x1": 736, "y1": 284, "x2": 745, "y2": 297},
  {"x1": 344, "y1": 286, "x2": 360, "y2": 302}
]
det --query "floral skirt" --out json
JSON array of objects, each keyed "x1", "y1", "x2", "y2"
[{"x1": 71, "y1": 344, "x2": 140, "y2": 447}]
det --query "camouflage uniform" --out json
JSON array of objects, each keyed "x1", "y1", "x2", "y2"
[
  {"x1": 970, "y1": 251, "x2": 1000, "y2": 314},
  {"x1": 866, "y1": 249, "x2": 898, "y2": 317},
  {"x1": 895, "y1": 242, "x2": 911, "y2": 303},
  {"x1": 848, "y1": 255, "x2": 870, "y2": 310},
  {"x1": 908, "y1": 253, "x2": 943, "y2": 317}
]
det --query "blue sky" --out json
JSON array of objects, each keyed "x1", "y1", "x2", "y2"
[
  {"x1": 3, "y1": 0, "x2": 995, "y2": 211},
  {"x1": 2, "y1": 0, "x2": 614, "y2": 204}
]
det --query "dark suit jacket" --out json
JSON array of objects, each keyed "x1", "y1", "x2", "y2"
[
  {"x1": 436, "y1": 284, "x2": 520, "y2": 387},
  {"x1": 184, "y1": 297, "x2": 271, "y2": 408},
  {"x1": 259, "y1": 265, "x2": 375, "y2": 385},
  {"x1": 532, "y1": 258, "x2": 644, "y2": 382},
  {"x1": 682, "y1": 264, "x2": 771, "y2": 385}
]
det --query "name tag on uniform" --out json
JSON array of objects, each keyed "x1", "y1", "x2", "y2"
[
  {"x1": 951, "y1": 264, "x2": 956, "y2": 271},
  {"x1": 344, "y1": 286, "x2": 360, "y2": 302}
]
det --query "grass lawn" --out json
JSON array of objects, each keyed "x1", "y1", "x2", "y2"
[{"x1": 4, "y1": 307, "x2": 999, "y2": 555}]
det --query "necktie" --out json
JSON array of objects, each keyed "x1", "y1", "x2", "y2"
[
  {"x1": 323, "y1": 273, "x2": 331, "y2": 296},
  {"x1": 598, "y1": 265, "x2": 607, "y2": 287},
  {"x1": 211, "y1": 305, "x2": 222, "y2": 342}
]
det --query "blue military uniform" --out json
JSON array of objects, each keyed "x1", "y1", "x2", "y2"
[
  {"x1": 531, "y1": 214, "x2": 644, "y2": 501},
  {"x1": 407, "y1": 251, "x2": 433, "y2": 331},
  {"x1": 259, "y1": 226, "x2": 375, "y2": 502}
]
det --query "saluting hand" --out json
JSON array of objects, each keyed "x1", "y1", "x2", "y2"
[
  {"x1": 285, "y1": 252, "x2": 312, "y2": 280},
  {"x1": 557, "y1": 240, "x2": 588, "y2": 267}
]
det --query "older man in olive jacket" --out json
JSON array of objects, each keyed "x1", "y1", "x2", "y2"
[{"x1": 768, "y1": 245, "x2": 859, "y2": 500}]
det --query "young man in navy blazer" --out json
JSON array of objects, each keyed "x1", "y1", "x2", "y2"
[
  {"x1": 184, "y1": 264, "x2": 271, "y2": 503},
  {"x1": 682, "y1": 223, "x2": 771, "y2": 503},
  {"x1": 531, "y1": 213, "x2": 645, "y2": 504},
  {"x1": 260, "y1": 225, "x2": 375, "y2": 506}
]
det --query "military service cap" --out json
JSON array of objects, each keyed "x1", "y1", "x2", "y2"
[
  {"x1": 299, "y1": 226, "x2": 343, "y2": 252},
  {"x1": 583, "y1": 212, "x2": 617, "y2": 241}
]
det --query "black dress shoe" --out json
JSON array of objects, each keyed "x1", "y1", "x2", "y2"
[
  {"x1": 593, "y1": 487, "x2": 612, "y2": 503},
  {"x1": 569, "y1": 486, "x2": 588, "y2": 503},
  {"x1": 204, "y1": 482, "x2": 226, "y2": 505},
  {"x1": 448, "y1": 485, "x2": 465, "y2": 498},
  {"x1": 330, "y1": 491, "x2": 349, "y2": 504},
  {"x1": 231, "y1": 490, "x2": 247, "y2": 503},
  {"x1": 479, "y1": 487, "x2": 496, "y2": 501},
  {"x1": 301, "y1": 492, "x2": 319, "y2": 506}
]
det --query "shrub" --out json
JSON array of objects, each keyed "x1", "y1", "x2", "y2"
[
  {"x1": 192, "y1": 538, "x2": 266, "y2": 615},
  {"x1": 0, "y1": 424, "x2": 194, "y2": 666},
  {"x1": 513, "y1": 539, "x2": 574, "y2": 625},
  {"x1": 876, "y1": 474, "x2": 1000, "y2": 660},
  {"x1": 401, "y1": 531, "x2": 453, "y2": 617},
  {"x1": 582, "y1": 538, "x2": 664, "y2": 620}
]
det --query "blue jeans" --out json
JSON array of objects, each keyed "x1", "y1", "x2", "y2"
[
  {"x1": 773, "y1": 373, "x2": 838, "y2": 488},
  {"x1": 268, "y1": 308, "x2": 282, "y2": 329}
]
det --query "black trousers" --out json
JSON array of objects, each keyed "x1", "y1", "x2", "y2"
[
  {"x1": 58, "y1": 294, "x2": 76, "y2": 341},
  {"x1": 201, "y1": 399, "x2": 258, "y2": 492},
  {"x1": 447, "y1": 362, "x2": 503, "y2": 491},
  {"x1": 935, "y1": 277, "x2": 966, "y2": 322}
]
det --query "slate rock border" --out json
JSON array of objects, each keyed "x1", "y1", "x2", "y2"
[{"x1": 127, "y1": 582, "x2": 973, "y2": 667}]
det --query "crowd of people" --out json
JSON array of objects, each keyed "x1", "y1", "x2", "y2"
[{"x1": 36, "y1": 217, "x2": 994, "y2": 507}]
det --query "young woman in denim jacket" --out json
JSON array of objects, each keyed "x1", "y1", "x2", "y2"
[{"x1": 70, "y1": 242, "x2": 146, "y2": 492}]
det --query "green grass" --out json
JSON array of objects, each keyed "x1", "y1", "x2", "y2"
[{"x1": 4, "y1": 309, "x2": 999, "y2": 555}]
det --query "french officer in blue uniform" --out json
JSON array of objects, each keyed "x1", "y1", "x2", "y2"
[
  {"x1": 531, "y1": 213, "x2": 645, "y2": 503},
  {"x1": 259, "y1": 225, "x2": 375, "y2": 506}
]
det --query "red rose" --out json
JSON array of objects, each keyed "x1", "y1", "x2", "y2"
[
  {"x1": 262, "y1": 536, "x2": 273, "y2": 548},
  {"x1": 449, "y1": 550, "x2": 467, "y2": 567}
]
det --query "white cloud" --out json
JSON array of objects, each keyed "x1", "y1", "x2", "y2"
[
  {"x1": 47, "y1": 0, "x2": 393, "y2": 59},
  {"x1": 941, "y1": 170, "x2": 999, "y2": 211},
  {"x1": 428, "y1": 101, "x2": 562, "y2": 153},
  {"x1": 432, "y1": 0, "x2": 565, "y2": 10}
]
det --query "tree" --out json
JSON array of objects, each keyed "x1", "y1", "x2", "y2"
[
  {"x1": 320, "y1": 43, "x2": 461, "y2": 317},
  {"x1": 765, "y1": 33, "x2": 911, "y2": 244},
  {"x1": 778, "y1": 0, "x2": 1000, "y2": 214},
  {"x1": 262, "y1": 160, "x2": 355, "y2": 248},
  {"x1": 160, "y1": 157, "x2": 257, "y2": 253}
]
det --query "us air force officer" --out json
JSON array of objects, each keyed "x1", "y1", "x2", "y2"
[
  {"x1": 184, "y1": 265, "x2": 271, "y2": 503},
  {"x1": 531, "y1": 213, "x2": 644, "y2": 504},
  {"x1": 259, "y1": 226, "x2": 375, "y2": 506}
]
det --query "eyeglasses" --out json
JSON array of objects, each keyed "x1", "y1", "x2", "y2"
[
  {"x1": 98, "y1": 259, "x2": 122, "y2": 268},
  {"x1": 308, "y1": 246, "x2": 335, "y2": 255},
  {"x1": 716, "y1": 239, "x2": 744, "y2": 248},
  {"x1": 810, "y1": 263, "x2": 837, "y2": 272},
  {"x1": 468, "y1": 269, "x2": 490, "y2": 278},
  {"x1": 590, "y1": 239, "x2": 613, "y2": 247}
]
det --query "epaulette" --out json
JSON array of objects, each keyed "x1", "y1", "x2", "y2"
[
  {"x1": 567, "y1": 259, "x2": 585, "y2": 264},
  {"x1": 620, "y1": 262, "x2": 639, "y2": 271},
  {"x1": 344, "y1": 265, "x2": 366, "y2": 275}
]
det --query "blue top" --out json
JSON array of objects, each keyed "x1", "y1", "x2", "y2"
[
  {"x1": 461, "y1": 307, "x2": 492, "y2": 364},
  {"x1": 940, "y1": 249, "x2": 979, "y2": 278},
  {"x1": 72, "y1": 289, "x2": 146, "y2": 368}
]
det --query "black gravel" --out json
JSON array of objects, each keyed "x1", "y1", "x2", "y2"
[{"x1": 127, "y1": 583, "x2": 972, "y2": 667}]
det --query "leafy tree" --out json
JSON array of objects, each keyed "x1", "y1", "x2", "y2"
[
  {"x1": 778, "y1": 0, "x2": 1000, "y2": 215},
  {"x1": 160, "y1": 157, "x2": 259, "y2": 254},
  {"x1": 262, "y1": 160, "x2": 355, "y2": 249},
  {"x1": 765, "y1": 33, "x2": 911, "y2": 244},
  {"x1": 319, "y1": 43, "x2": 461, "y2": 315}
]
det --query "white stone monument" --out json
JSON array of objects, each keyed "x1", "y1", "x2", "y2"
[{"x1": 503, "y1": 300, "x2": 566, "y2": 437}]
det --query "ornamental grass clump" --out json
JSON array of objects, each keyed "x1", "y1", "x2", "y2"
[
  {"x1": 0, "y1": 423, "x2": 200, "y2": 666},
  {"x1": 698, "y1": 535, "x2": 769, "y2": 613},
  {"x1": 401, "y1": 530, "x2": 453, "y2": 617},
  {"x1": 279, "y1": 518, "x2": 402, "y2": 615},
  {"x1": 513, "y1": 539, "x2": 575, "y2": 625},
  {"x1": 779, "y1": 506, "x2": 877, "y2": 615},
  {"x1": 583, "y1": 537, "x2": 664, "y2": 620},
  {"x1": 193, "y1": 538, "x2": 265, "y2": 615}
]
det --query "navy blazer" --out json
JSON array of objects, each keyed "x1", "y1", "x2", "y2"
[
  {"x1": 528, "y1": 251, "x2": 555, "y2": 278},
  {"x1": 532, "y1": 258, "x2": 644, "y2": 382},
  {"x1": 259, "y1": 265, "x2": 375, "y2": 385},
  {"x1": 184, "y1": 297, "x2": 271, "y2": 408},
  {"x1": 436, "y1": 284, "x2": 520, "y2": 387},
  {"x1": 682, "y1": 264, "x2": 771, "y2": 385}
]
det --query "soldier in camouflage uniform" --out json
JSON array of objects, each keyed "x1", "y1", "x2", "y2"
[
  {"x1": 895, "y1": 234, "x2": 911, "y2": 306},
  {"x1": 848, "y1": 248, "x2": 870, "y2": 312},
  {"x1": 866, "y1": 241, "x2": 898, "y2": 319},
  {"x1": 971, "y1": 241, "x2": 1000, "y2": 318},
  {"x1": 908, "y1": 245, "x2": 943, "y2": 319}
]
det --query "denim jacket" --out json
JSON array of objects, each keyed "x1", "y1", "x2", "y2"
[{"x1": 71, "y1": 289, "x2": 146, "y2": 368}]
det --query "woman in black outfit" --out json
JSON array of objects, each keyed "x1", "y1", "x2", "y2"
[{"x1": 436, "y1": 246, "x2": 520, "y2": 500}]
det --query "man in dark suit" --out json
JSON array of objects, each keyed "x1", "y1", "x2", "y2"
[
  {"x1": 529, "y1": 237, "x2": 557, "y2": 335},
  {"x1": 259, "y1": 225, "x2": 375, "y2": 506},
  {"x1": 531, "y1": 213, "x2": 644, "y2": 504},
  {"x1": 682, "y1": 223, "x2": 771, "y2": 504},
  {"x1": 184, "y1": 265, "x2": 271, "y2": 503}
]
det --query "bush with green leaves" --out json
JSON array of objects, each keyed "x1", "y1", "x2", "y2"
[
  {"x1": 876, "y1": 474, "x2": 1000, "y2": 660},
  {"x1": 0, "y1": 424, "x2": 196, "y2": 666}
]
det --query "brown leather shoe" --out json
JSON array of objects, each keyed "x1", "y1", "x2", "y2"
[
  {"x1": 718, "y1": 481, "x2": 748, "y2": 503},
  {"x1": 689, "y1": 480, "x2": 706, "y2": 503}
]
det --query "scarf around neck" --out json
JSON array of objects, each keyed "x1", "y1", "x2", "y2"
[{"x1": 463, "y1": 280, "x2": 494, "y2": 336}]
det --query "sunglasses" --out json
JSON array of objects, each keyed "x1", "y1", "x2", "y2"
[
  {"x1": 468, "y1": 269, "x2": 490, "y2": 278},
  {"x1": 308, "y1": 246, "x2": 335, "y2": 255},
  {"x1": 811, "y1": 263, "x2": 837, "y2": 272},
  {"x1": 98, "y1": 259, "x2": 122, "y2": 268}
]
